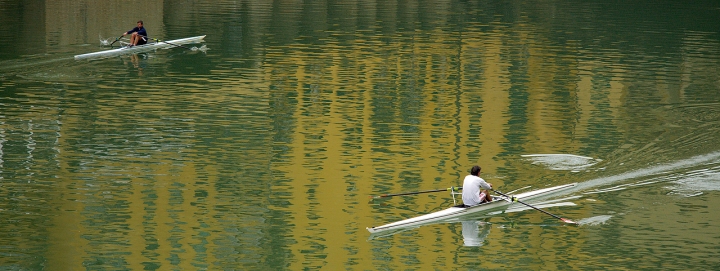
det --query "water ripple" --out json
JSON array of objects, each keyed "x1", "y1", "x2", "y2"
[{"x1": 577, "y1": 215, "x2": 613, "y2": 226}]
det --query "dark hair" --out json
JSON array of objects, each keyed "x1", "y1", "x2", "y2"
[
  {"x1": 470, "y1": 165, "x2": 481, "y2": 176},
  {"x1": 137, "y1": 20, "x2": 144, "y2": 25}
]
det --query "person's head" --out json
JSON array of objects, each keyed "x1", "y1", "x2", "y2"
[
  {"x1": 137, "y1": 20, "x2": 144, "y2": 27},
  {"x1": 470, "y1": 165, "x2": 481, "y2": 176}
]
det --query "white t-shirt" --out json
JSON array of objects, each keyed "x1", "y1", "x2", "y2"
[{"x1": 462, "y1": 175, "x2": 492, "y2": 206}]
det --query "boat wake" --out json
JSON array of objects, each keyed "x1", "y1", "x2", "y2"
[
  {"x1": 664, "y1": 165, "x2": 720, "y2": 197},
  {"x1": 574, "y1": 151, "x2": 720, "y2": 195}
]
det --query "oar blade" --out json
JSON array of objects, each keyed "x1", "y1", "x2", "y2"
[{"x1": 561, "y1": 218, "x2": 577, "y2": 224}]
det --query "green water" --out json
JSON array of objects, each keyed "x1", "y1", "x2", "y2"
[{"x1": 1, "y1": 0, "x2": 720, "y2": 270}]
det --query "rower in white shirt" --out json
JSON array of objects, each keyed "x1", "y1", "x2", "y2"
[{"x1": 461, "y1": 165, "x2": 493, "y2": 206}]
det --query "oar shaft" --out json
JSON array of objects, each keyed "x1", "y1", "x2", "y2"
[
  {"x1": 372, "y1": 187, "x2": 461, "y2": 199},
  {"x1": 146, "y1": 36, "x2": 193, "y2": 50},
  {"x1": 109, "y1": 35, "x2": 124, "y2": 47},
  {"x1": 493, "y1": 189, "x2": 575, "y2": 223}
]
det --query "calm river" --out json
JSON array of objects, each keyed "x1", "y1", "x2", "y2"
[{"x1": 1, "y1": 0, "x2": 720, "y2": 270}]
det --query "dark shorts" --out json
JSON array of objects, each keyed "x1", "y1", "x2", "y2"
[{"x1": 137, "y1": 37, "x2": 147, "y2": 45}]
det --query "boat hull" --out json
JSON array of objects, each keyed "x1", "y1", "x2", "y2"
[
  {"x1": 74, "y1": 35, "x2": 206, "y2": 60},
  {"x1": 367, "y1": 183, "x2": 577, "y2": 234}
]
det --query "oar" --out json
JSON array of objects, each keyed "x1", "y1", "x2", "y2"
[
  {"x1": 371, "y1": 187, "x2": 462, "y2": 199},
  {"x1": 492, "y1": 189, "x2": 577, "y2": 224},
  {"x1": 109, "y1": 35, "x2": 124, "y2": 47},
  {"x1": 146, "y1": 37, "x2": 194, "y2": 50}
]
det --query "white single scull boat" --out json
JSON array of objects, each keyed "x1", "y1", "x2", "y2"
[
  {"x1": 367, "y1": 183, "x2": 577, "y2": 234},
  {"x1": 74, "y1": 35, "x2": 206, "y2": 60}
]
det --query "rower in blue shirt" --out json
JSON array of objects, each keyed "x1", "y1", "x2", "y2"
[{"x1": 122, "y1": 20, "x2": 148, "y2": 47}]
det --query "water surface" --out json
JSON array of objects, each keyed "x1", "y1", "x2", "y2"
[{"x1": 1, "y1": 0, "x2": 720, "y2": 270}]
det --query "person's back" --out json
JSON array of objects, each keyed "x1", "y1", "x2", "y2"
[{"x1": 461, "y1": 165, "x2": 492, "y2": 206}]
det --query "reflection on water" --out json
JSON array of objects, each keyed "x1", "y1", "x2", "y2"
[
  {"x1": 1, "y1": 0, "x2": 720, "y2": 270},
  {"x1": 461, "y1": 221, "x2": 490, "y2": 247}
]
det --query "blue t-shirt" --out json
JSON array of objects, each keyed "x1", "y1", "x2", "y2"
[{"x1": 127, "y1": 26, "x2": 148, "y2": 38}]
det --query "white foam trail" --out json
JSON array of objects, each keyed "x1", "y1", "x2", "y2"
[
  {"x1": 583, "y1": 180, "x2": 662, "y2": 194},
  {"x1": 572, "y1": 151, "x2": 720, "y2": 193},
  {"x1": 665, "y1": 166, "x2": 720, "y2": 197}
]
